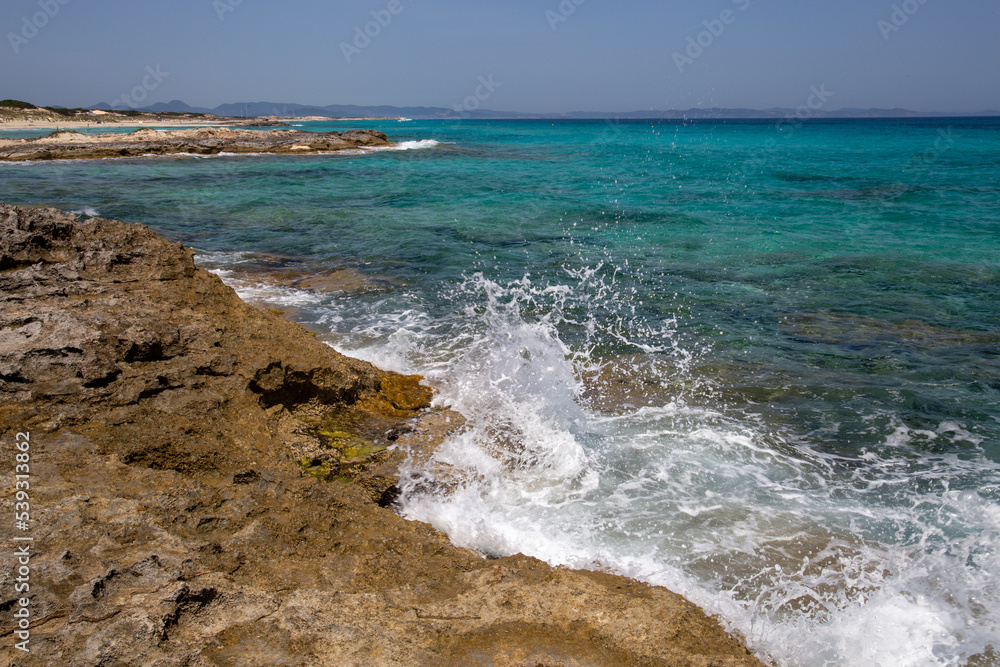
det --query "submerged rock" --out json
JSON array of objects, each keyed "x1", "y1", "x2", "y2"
[
  {"x1": 0, "y1": 204, "x2": 763, "y2": 666},
  {"x1": 780, "y1": 310, "x2": 1000, "y2": 349}
]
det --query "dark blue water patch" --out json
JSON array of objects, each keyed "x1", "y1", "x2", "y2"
[
  {"x1": 772, "y1": 171, "x2": 872, "y2": 185},
  {"x1": 804, "y1": 183, "x2": 915, "y2": 202}
]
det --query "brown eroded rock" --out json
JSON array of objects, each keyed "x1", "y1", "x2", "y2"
[{"x1": 0, "y1": 205, "x2": 764, "y2": 666}]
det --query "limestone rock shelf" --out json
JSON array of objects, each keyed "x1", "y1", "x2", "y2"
[{"x1": 0, "y1": 127, "x2": 391, "y2": 161}]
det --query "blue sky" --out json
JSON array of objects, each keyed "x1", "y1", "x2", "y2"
[{"x1": 1, "y1": 0, "x2": 997, "y2": 113}]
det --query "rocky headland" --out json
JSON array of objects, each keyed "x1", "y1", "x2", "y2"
[
  {"x1": 0, "y1": 128, "x2": 391, "y2": 162},
  {"x1": 0, "y1": 205, "x2": 764, "y2": 666}
]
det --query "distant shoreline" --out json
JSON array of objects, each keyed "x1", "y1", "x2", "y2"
[{"x1": 0, "y1": 126, "x2": 392, "y2": 161}]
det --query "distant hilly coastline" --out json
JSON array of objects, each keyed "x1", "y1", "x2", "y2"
[{"x1": 92, "y1": 99, "x2": 1000, "y2": 120}]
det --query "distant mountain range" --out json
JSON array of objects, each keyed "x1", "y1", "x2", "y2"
[{"x1": 91, "y1": 99, "x2": 1000, "y2": 120}]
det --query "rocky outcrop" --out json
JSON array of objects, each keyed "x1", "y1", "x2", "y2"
[
  {"x1": 0, "y1": 127, "x2": 391, "y2": 161},
  {"x1": 0, "y1": 205, "x2": 764, "y2": 666}
]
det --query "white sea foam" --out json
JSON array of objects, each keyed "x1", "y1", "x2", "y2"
[
  {"x1": 210, "y1": 265, "x2": 1000, "y2": 666},
  {"x1": 371, "y1": 139, "x2": 442, "y2": 152},
  {"x1": 205, "y1": 270, "x2": 326, "y2": 308},
  {"x1": 321, "y1": 148, "x2": 372, "y2": 157},
  {"x1": 68, "y1": 206, "x2": 100, "y2": 217},
  {"x1": 196, "y1": 250, "x2": 259, "y2": 266}
]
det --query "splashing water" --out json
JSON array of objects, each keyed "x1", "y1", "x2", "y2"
[
  {"x1": 318, "y1": 268, "x2": 1000, "y2": 667},
  {"x1": 372, "y1": 139, "x2": 443, "y2": 152}
]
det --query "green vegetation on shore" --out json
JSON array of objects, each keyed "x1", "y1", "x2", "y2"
[{"x1": 0, "y1": 98, "x2": 217, "y2": 124}]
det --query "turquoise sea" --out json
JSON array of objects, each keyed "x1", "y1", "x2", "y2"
[{"x1": 3, "y1": 118, "x2": 999, "y2": 665}]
